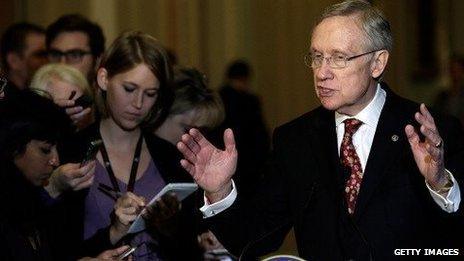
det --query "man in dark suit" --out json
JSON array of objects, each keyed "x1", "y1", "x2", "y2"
[
  {"x1": 0, "y1": 23, "x2": 47, "y2": 96},
  {"x1": 218, "y1": 60, "x2": 270, "y2": 198},
  {"x1": 177, "y1": 1, "x2": 463, "y2": 260}
]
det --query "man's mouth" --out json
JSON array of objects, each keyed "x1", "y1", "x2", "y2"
[{"x1": 317, "y1": 86, "x2": 336, "y2": 97}]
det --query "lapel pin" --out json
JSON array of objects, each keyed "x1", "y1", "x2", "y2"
[{"x1": 391, "y1": 135, "x2": 399, "y2": 142}]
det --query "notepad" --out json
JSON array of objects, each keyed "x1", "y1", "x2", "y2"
[{"x1": 127, "y1": 183, "x2": 198, "y2": 234}]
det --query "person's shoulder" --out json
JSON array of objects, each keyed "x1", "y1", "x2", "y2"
[
  {"x1": 219, "y1": 84, "x2": 234, "y2": 95},
  {"x1": 275, "y1": 106, "x2": 329, "y2": 133},
  {"x1": 145, "y1": 133, "x2": 192, "y2": 182},
  {"x1": 70, "y1": 121, "x2": 100, "y2": 148},
  {"x1": 385, "y1": 89, "x2": 419, "y2": 110},
  {"x1": 384, "y1": 85, "x2": 462, "y2": 132},
  {"x1": 145, "y1": 132, "x2": 177, "y2": 151},
  {"x1": 60, "y1": 122, "x2": 99, "y2": 162},
  {"x1": 385, "y1": 85, "x2": 450, "y2": 118},
  {"x1": 435, "y1": 89, "x2": 450, "y2": 100},
  {"x1": 144, "y1": 132, "x2": 182, "y2": 166}
]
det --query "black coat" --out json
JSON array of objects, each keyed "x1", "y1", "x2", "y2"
[
  {"x1": 206, "y1": 84, "x2": 464, "y2": 260},
  {"x1": 60, "y1": 122, "x2": 202, "y2": 260},
  {"x1": 0, "y1": 164, "x2": 71, "y2": 261},
  {"x1": 216, "y1": 85, "x2": 270, "y2": 198}
]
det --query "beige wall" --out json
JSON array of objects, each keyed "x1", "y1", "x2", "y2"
[{"x1": 6, "y1": 0, "x2": 462, "y2": 132}]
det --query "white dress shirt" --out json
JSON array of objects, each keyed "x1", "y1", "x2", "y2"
[{"x1": 201, "y1": 84, "x2": 461, "y2": 217}]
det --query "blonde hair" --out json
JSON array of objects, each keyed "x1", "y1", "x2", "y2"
[{"x1": 30, "y1": 63, "x2": 92, "y2": 98}]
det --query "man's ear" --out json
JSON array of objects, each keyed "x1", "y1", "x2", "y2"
[
  {"x1": 371, "y1": 50, "x2": 389, "y2": 79},
  {"x1": 6, "y1": 52, "x2": 23, "y2": 71},
  {"x1": 96, "y1": 68, "x2": 109, "y2": 91}
]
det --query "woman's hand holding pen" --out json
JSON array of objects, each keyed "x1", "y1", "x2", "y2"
[
  {"x1": 44, "y1": 161, "x2": 96, "y2": 198},
  {"x1": 110, "y1": 192, "x2": 146, "y2": 244}
]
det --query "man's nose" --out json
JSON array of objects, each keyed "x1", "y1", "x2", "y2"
[{"x1": 315, "y1": 58, "x2": 334, "y2": 80}]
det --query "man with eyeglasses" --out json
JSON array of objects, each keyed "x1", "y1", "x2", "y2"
[
  {"x1": 46, "y1": 14, "x2": 105, "y2": 82},
  {"x1": 0, "y1": 23, "x2": 48, "y2": 94},
  {"x1": 45, "y1": 15, "x2": 104, "y2": 130},
  {"x1": 176, "y1": 0, "x2": 464, "y2": 260}
]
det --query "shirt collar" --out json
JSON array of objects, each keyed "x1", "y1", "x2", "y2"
[{"x1": 335, "y1": 83, "x2": 386, "y2": 128}]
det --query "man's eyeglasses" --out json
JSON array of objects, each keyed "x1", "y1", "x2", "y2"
[
  {"x1": 48, "y1": 49, "x2": 92, "y2": 64},
  {"x1": 0, "y1": 77, "x2": 7, "y2": 94},
  {"x1": 304, "y1": 49, "x2": 381, "y2": 69}
]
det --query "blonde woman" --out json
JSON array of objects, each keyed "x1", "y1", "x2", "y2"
[{"x1": 30, "y1": 63, "x2": 94, "y2": 130}]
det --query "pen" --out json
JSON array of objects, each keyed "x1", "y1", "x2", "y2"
[{"x1": 118, "y1": 245, "x2": 138, "y2": 260}]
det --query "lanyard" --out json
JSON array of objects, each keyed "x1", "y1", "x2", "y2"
[{"x1": 99, "y1": 131, "x2": 144, "y2": 193}]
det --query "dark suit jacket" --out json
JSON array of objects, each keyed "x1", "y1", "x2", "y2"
[{"x1": 206, "y1": 84, "x2": 464, "y2": 260}]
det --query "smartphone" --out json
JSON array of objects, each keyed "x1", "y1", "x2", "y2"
[
  {"x1": 81, "y1": 139, "x2": 103, "y2": 166},
  {"x1": 118, "y1": 246, "x2": 137, "y2": 260},
  {"x1": 74, "y1": 94, "x2": 93, "y2": 109}
]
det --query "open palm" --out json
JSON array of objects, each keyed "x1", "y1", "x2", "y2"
[
  {"x1": 177, "y1": 128, "x2": 237, "y2": 194},
  {"x1": 406, "y1": 129, "x2": 443, "y2": 182},
  {"x1": 405, "y1": 104, "x2": 445, "y2": 186}
]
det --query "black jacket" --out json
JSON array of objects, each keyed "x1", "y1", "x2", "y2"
[
  {"x1": 0, "y1": 164, "x2": 71, "y2": 261},
  {"x1": 206, "y1": 84, "x2": 464, "y2": 260},
  {"x1": 216, "y1": 85, "x2": 270, "y2": 198}
]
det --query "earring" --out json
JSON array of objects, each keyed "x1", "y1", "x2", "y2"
[{"x1": 48, "y1": 158, "x2": 57, "y2": 166}]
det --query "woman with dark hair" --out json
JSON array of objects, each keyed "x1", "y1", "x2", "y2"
[
  {"x1": 65, "y1": 31, "x2": 200, "y2": 260},
  {"x1": 0, "y1": 92, "x2": 69, "y2": 260},
  {"x1": 0, "y1": 91, "x2": 130, "y2": 260}
]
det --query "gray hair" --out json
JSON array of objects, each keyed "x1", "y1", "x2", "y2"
[{"x1": 317, "y1": 0, "x2": 393, "y2": 52}]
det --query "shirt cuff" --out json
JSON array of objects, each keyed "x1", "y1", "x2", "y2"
[
  {"x1": 200, "y1": 180, "x2": 237, "y2": 218},
  {"x1": 426, "y1": 169, "x2": 461, "y2": 213}
]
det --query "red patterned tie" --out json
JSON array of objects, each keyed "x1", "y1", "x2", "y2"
[{"x1": 340, "y1": 118, "x2": 363, "y2": 214}]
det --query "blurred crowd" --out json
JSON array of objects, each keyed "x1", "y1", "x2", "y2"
[{"x1": 0, "y1": 14, "x2": 270, "y2": 261}]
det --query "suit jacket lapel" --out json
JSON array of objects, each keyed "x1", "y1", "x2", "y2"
[{"x1": 353, "y1": 87, "x2": 406, "y2": 220}]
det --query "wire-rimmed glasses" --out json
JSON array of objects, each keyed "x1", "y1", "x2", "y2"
[{"x1": 304, "y1": 49, "x2": 381, "y2": 69}]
